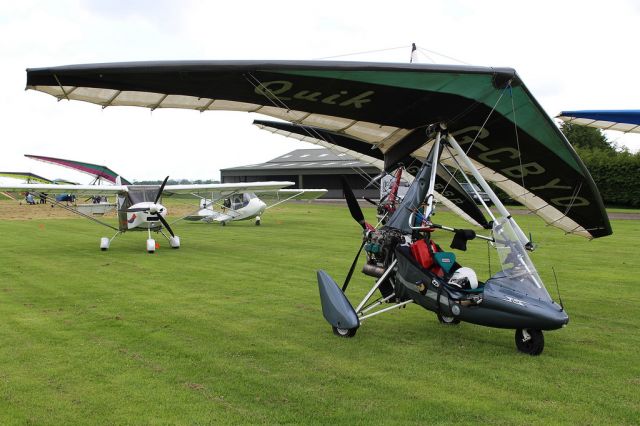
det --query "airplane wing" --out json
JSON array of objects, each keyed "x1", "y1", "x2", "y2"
[
  {"x1": 253, "y1": 188, "x2": 327, "y2": 200},
  {"x1": 557, "y1": 110, "x2": 640, "y2": 134},
  {"x1": 25, "y1": 154, "x2": 132, "y2": 185},
  {"x1": 256, "y1": 188, "x2": 327, "y2": 209},
  {"x1": 0, "y1": 183, "x2": 127, "y2": 196},
  {"x1": 162, "y1": 181, "x2": 294, "y2": 196},
  {"x1": 26, "y1": 60, "x2": 611, "y2": 238},
  {"x1": 0, "y1": 171, "x2": 54, "y2": 184}
]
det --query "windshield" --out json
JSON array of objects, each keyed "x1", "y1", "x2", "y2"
[{"x1": 491, "y1": 217, "x2": 551, "y2": 301}]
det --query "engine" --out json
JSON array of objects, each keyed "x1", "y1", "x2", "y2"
[{"x1": 362, "y1": 227, "x2": 403, "y2": 278}]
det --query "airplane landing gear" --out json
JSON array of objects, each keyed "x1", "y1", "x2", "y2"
[
  {"x1": 515, "y1": 328, "x2": 544, "y2": 355},
  {"x1": 169, "y1": 236, "x2": 180, "y2": 249},
  {"x1": 100, "y1": 237, "x2": 110, "y2": 251},
  {"x1": 437, "y1": 313, "x2": 461, "y2": 325},
  {"x1": 332, "y1": 326, "x2": 357, "y2": 338},
  {"x1": 255, "y1": 216, "x2": 261, "y2": 226},
  {"x1": 146, "y1": 238, "x2": 156, "y2": 253}
]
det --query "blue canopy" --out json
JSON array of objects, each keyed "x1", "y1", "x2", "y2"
[{"x1": 557, "y1": 110, "x2": 640, "y2": 133}]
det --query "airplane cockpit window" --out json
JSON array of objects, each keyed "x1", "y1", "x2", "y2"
[
  {"x1": 230, "y1": 194, "x2": 244, "y2": 209},
  {"x1": 223, "y1": 198, "x2": 231, "y2": 208},
  {"x1": 242, "y1": 192, "x2": 256, "y2": 206}
]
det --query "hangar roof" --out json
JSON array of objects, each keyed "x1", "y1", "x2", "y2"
[{"x1": 221, "y1": 148, "x2": 378, "y2": 172}]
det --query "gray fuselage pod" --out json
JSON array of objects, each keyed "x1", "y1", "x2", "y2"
[
  {"x1": 393, "y1": 248, "x2": 568, "y2": 331},
  {"x1": 459, "y1": 277, "x2": 569, "y2": 330},
  {"x1": 317, "y1": 270, "x2": 360, "y2": 331}
]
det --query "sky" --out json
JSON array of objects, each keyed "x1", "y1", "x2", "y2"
[{"x1": 1, "y1": 0, "x2": 639, "y2": 183}]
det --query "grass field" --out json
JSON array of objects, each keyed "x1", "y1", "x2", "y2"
[{"x1": 0, "y1": 200, "x2": 638, "y2": 424}]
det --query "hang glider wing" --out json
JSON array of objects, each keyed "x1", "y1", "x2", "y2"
[
  {"x1": 25, "y1": 154, "x2": 132, "y2": 185},
  {"x1": 0, "y1": 171, "x2": 54, "y2": 184},
  {"x1": 26, "y1": 60, "x2": 611, "y2": 238},
  {"x1": 557, "y1": 110, "x2": 640, "y2": 134},
  {"x1": 0, "y1": 183, "x2": 127, "y2": 196},
  {"x1": 162, "y1": 181, "x2": 294, "y2": 197},
  {"x1": 253, "y1": 119, "x2": 490, "y2": 228}
]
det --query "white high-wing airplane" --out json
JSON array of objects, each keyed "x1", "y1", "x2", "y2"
[
  {"x1": 184, "y1": 188, "x2": 327, "y2": 226},
  {"x1": 0, "y1": 177, "x2": 293, "y2": 252}
]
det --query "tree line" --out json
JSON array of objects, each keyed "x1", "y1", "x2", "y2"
[{"x1": 561, "y1": 123, "x2": 640, "y2": 207}]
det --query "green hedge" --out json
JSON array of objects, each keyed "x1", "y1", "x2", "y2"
[{"x1": 576, "y1": 148, "x2": 640, "y2": 207}]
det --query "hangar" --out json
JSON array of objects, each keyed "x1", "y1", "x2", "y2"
[{"x1": 220, "y1": 148, "x2": 380, "y2": 198}]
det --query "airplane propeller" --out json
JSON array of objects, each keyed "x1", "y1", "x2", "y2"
[
  {"x1": 340, "y1": 176, "x2": 372, "y2": 292},
  {"x1": 155, "y1": 175, "x2": 169, "y2": 204},
  {"x1": 126, "y1": 176, "x2": 176, "y2": 238},
  {"x1": 341, "y1": 176, "x2": 370, "y2": 231}
]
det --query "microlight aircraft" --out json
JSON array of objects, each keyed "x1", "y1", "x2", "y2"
[
  {"x1": 0, "y1": 177, "x2": 293, "y2": 252},
  {"x1": 185, "y1": 188, "x2": 327, "y2": 226},
  {"x1": 23, "y1": 60, "x2": 612, "y2": 353}
]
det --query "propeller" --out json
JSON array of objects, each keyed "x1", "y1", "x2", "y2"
[
  {"x1": 340, "y1": 176, "x2": 373, "y2": 291},
  {"x1": 125, "y1": 176, "x2": 176, "y2": 237},
  {"x1": 340, "y1": 176, "x2": 369, "y2": 230},
  {"x1": 155, "y1": 176, "x2": 169, "y2": 204},
  {"x1": 156, "y1": 214, "x2": 175, "y2": 238}
]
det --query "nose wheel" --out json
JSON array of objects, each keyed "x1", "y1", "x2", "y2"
[
  {"x1": 332, "y1": 326, "x2": 357, "y2": 338},
  {"x1": 255, "y1": 216, "x2": 261, "y2": 226},
  {"x1": 515, "y1": 329, "x2": 544, "y2": 355}
]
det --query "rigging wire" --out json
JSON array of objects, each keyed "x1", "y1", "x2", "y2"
[
  {"x1": 314, "y1": 45, "x2": 410, "y2": 60},
  {"x1": 416, "y1": 46, "x2": 471, "y2": 66},
  {"x1": 508, "y1": 83, "x2": 527, "y2": 198},
  {"x1": 437, "y1": 84, "x2": 510, "y2": 197}
]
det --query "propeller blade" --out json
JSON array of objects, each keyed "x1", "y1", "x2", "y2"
[
  {"x1": 127, "y1": 207, "x2": 150, "y2": 212},
  {"x1": 154, "y1": 176, "x2": 169, "y2": 204},
  {"x1": 341, "y1": 176, "x2": 366, "y2": 229},
  {"x1": 156, "y1": 214, "x2": 175, "y2": 238},
  {"x1": 342, "y1": 240, "x2": 365, "y2": 292},
  {"x1": 363, "y1": 197, "x2": 378, "y2": 206}
]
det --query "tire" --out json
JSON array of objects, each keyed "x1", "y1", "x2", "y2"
[
  {"x1": 255, "y1": 220, "x2": 261, "y2": 226},
  {"x1": 332, "y1": 326, "x2": 357, "y2": 338},
  {"x1": 437, "y1": 313, "x2": 461, "y2": 325},
  {"x1": 515, "y1": 329, "x2": 544, "y2": 355}
]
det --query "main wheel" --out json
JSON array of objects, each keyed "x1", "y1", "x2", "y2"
[
  {"x1": 437, "y1": 313, "x2": 461, "y2": 325},
  {"x1": 332, "y1": 326, "x2": 357, "y2": 338},
  {"x1": 255, "y1": 219, "x2": 261, "y2": 226},
  {"x1": 515, "y1": 329, "x2": 544, "y2": 355}
]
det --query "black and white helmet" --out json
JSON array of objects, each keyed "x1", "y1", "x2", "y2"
[{"x1": 448, "y1": 267, "x2": 479, "y2": 289}]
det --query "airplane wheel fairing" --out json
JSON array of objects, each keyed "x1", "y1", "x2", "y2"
[
  {"x1": 437, "y1": 313, "x2": 461, "y2": 325},
  {"x1": 146, "y1": 239, "x2": 156, "y2": 253},
  {"x1": 100, "y1": 237, "x2": 110, "y2": 251},
  {"x1": 169, "y1": 236, "x2": 180, "y2": 249},
  {"x1": 332, "y1": 326, "x2": 357, "y2": 338},
  {"x1": 515, "y1": 329, "x2": 544, "y2": 355}
]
